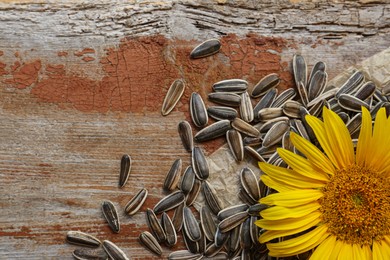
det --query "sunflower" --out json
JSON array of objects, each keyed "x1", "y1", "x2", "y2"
[{"x1": 256, "y1": 106, "x2": 390, "y2": 259}]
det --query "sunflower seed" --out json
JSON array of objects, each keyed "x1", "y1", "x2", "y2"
[
  {"x1": 240, "y1": 167, "x2": 260, "y2": 202},
  {"x1": 335, "y1": 70, "x2": 365, "y2": 98},
  {"x1": 374, "y1": 88, "x2": 388, "y2": 102},
  {"x1": 239, "y1": 218, "x2": 252, "y2": 250},
  {"x1": 207, "y1": 106, "x2": 238, "y2": 121},
  {"x1": 250, "y1": 216, "x2": 259, "y2": 245},
  {"x1": 338, "y1": 111, "x2": 350, "y2": 124},
  {"x1": 101, "y1": 201, "x2": 120, "y2": 234},
  {"x1": 267, "y1": 151, "x2": 281, "y2": 165},
  {"x1": 208, "y1": 92, "x2": 241, "y2": 107},
  {"x1": 253, "y1": 88, "x2": 278, "y2": 121},
  {"x1": 231, "y1": 118, "x2": 260, "y2": 137},
  {"x1": 291, "y1": 119, "x2": 310, "y2": 141},
  {"x1": 281, "y1": 131, "x2": 294, "y2": 152},
  {"x1": 183, "y1": 206, "x2": 202, "y2": 242},
  {"x1": 346, "y1": 113, "x2": 362, "y2": 136},
  {"x1": 354, "y1": 81, "x2": 376, "y2": 101},
  {"x1": 307, "y1": 88, "x2": 338, "y2": 107},
  {"x1": 247, "y1": 203, "x2": 268, "y2": 216},
  {"x1": 297, "y1": 81, "x2": 309, "y2": 106},
  {"x1": 293, "y1": 54, "x2": 307, "y2": 89},
  {"x1": 139, "y1": 231, "x2": 163, "y2": 256},
  {"x1": 102, "y1": 240, "x2": 129, "y2": 260},
  {"x1": 202, "y1": 181, "x2": 224, "y2": 215},
  {"x1": 183, "y1": 227, "x2": 199, "y2": 253},
  {"x1": 124, "y1": 188, "x2": 148, "y2": 216},
  {"x1": 180, "y1": 166, "x2": 195, "y2": 195},
  {"x1": 200, "y1": 206, "x2": 218, "y2": 241},
  {"x1": 186, "y1": 178, "x2": 202, "y2": 206},
  {"x1": 119, "y1": 154, "x2": 131, "y2": 188},
  {"x1": 194, "y1": 120, "x2": 231, "y2": 142},
  {"x1": 251, "y1": 73, "x2": 280, "y2": 98},
  {"x1": 259, "y1": 179, "x2": 269, "y2": 198},
  {"x1": 226, "y1": 129, "x2": 244, "y2": 162},
  {"x1": 161, "y1": 212, "x2": 177, "y2": 247},
  {"x1": 153, "y1": 190, "x2": 186, "y2": 214},
  {"x1": 172, "y1": 202, "x2": 185, "y2": 232},
  {"x1": 238, "y1": 188, "x2": 257, "y2": 205},
  {"x1": 217, "y1": 204, "x2": 249, "y2": 220},
  {"x1": 218, "y1": 211, "x2": 249, "y2": 233},
  {"x1": 191, "y1": 146, "x2": 209, "y2": 180},
  {"x1": 227, "y1": 225, "x2": 241, "y2": 255},
  {"x1": 203, "y1": 252, "x2": 229, "y2": 260},
  {"x1": 178, "y1": 120, "x2": 193, "y2": 152},
  {"x1": 190, "y1": 39, "x2": 221, "y2": 59},
  {"x1": 212, "y1": 79, "x2": 248, "y2": 93},
  {"x1": 256, "y1": 144, "x2": 278, "y2": 159},
  {"x1": 262, "y1": 121, "x2": 289, "y2": 148},
  {"x1": 190, "y1": 92, "x2": 208, "y2": 128},
  {"x1": 214, "y1": 227, "x2": 230, "y2": 247},
  {"x1": 257, "y1": 107, "x2": 283, "y2": 122},
  {"x1": 72, "y1": 248, "x2": 108, "y2": 260},
  {"x1": 162, "y1": 79, "x2": 186, "y2": 116},
  {"x1": 197, "y1": 230, "x2": 206, "y2": 253},
  {"x1": 307, "y1": 70, "x2": 327, "y2": 101},
  {"x1": 244, "y1": 146, "x2": 266, "y2": 163},
  {"x1": 146, "y1": 209, "x2": 166, "y2": 243},
  {"x1": 163, "y1": 159, "x2": 182, "y2": 191},
  {"x1": 271, "y1": 88, "x2": 296, "y2": 108},
  {"x1": 241, "y1": 249, "x2": 252, "y2": 260},
  {"x1": 308, "y1": 61, "x2": 326, "y2": 87},
  {"x1": 282, "y1": 100, "x2": 302, "y2": 118},
  {"x1": 243, "y1": 136, "x2": 262, "y2": 146},
  {"x1": 308, "y1": 99, "x2": 325, "y2": 117},
  {"x1": 204, "y1": 243, "x2": 223, "y2": 257},
  {"x1": 168, "y1": 250, "x2": 202, "y2": 260},
  {"x1": 299, "y1": 106, "x2": 317, "y2": 142},
  {"x1": 239, "y1": 92, "x2": 254, "y2": 122},
  {"x1": 338, "y1": 93, "x2": 369, "y2": 112},
  {"x1": 66, "y1": 231, "x2": 101, "y2": 247}
]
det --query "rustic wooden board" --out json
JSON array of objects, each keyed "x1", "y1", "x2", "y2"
[{"x1": 0, "y1": 0, "x2": 389, "y2": 259}]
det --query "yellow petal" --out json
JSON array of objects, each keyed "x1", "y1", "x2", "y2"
[
  {"x1": 306, "y1": 114, "x2": 341, "y2": 169},
  {"x1": 356, "y1": 106, "x2": 372, "y2": 167},
  {"x1": 259, "y1": 162, "x2": 326, "y2": 189},
  {"x1": 352, "y1": 243, "x2": 370, "y2": 260},
  {"x1": 256, "y1": 211, "x2": 321, "y2": 230},
  {"x1": 258, "y1": 216, "x2": 321, "y2": 243},
  {"x1": 267, "y1": 225, "x2": 329, "y2": 257},
  {"x1": 337, "y1": 243, "x2": 353, "y2": 260},
  {"x1": 373, "y1": 239, "x2": 384, "y2": 260},
  {"x1": 310, "y1": 235, "x2": 336, "y2": 260},
  {"x1": 260, "y1": 175, "x2": 298, "y2": 192},
  {"x1": 259, "y1": 189, "x2": 323, "y2": 207},
  {"x1": 260, "y1": 202, "x2": 320, "y2": 220},
  {"x1": 277, "y1": 148, "x2": 330, "y2": 181},
  {"x1": 322, "y1": 106, "x2": 355, "y2": 168},
  {"x1": 380, "y1": 236, "x2": 390, "y2": 260},
  {"x1": 369, "y1": 108, "x2": 390, "y2": 173},
  {"x1": 290, "y1": 132, "x2": 335, "y2": 175},
  {"x1": 329, "y1": 239, "x2": 344, "y2": 259}
]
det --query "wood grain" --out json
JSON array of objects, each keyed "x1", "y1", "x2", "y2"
[{"x1": 0, "y1": 0, "x2": 389, "y2": 259}]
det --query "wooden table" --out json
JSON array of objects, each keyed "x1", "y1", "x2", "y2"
[{"x1": 0, "y1": 1, "x2": 389, "y2": 259}]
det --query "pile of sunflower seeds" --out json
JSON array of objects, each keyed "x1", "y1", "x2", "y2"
[{"x1": 65, "y1": 39, "x2": 390, "y2": 260}]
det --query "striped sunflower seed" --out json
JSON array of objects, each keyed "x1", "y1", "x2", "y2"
[
  {"x1": 239, "y1": 92, "x2": 254, "y2": 122},
  {"x1": 214, "y1": 227, "x2": 230, "y2": 247},
  {"x1": 307, "y1": 70, "x2": 327, "y2": 101},
  {"x1": 297, "y1": 81, "x2": 309, "y2": 106},
  {"x1": 335, "y1": 70, "x2": 364, "y2": 98},
  {"x1": 191, "y1": 146, "x2": 209, "y2": 180},
  {"x1": 271, "y1": 88, "x2": 296, "y2": 108},
  {"x1": 338, "y1": 93, "x2": 369, "y2": 112},
  {"x1": 194, "y1": 120, "x2": 231, "y2": 142},
  {"x1": 124, "y1": 188, "x2": 148, "y2": 216},
  {"x1": 200, "y1": 205, "x2": 218, "y2": 241},
  {"x1": 244, "y1": 146, "x2": 266, "y2": 163},
  {"x1": 102, "y1": 240, "x2": 129, "y2": 260},
  {"x1": 218, "y1": 211, "x2": 249, "y2": 233},
  {"x1": 101, "y1": 201, "x2": 120, "y2": 234},
  {"x1": 208, "y1": 92, "x2": 241, "y2": 107},
  {"x1": 354, "y1": 81, "x2": 376, "y2": 101},
  {"x1": 119, "y1": 154, "x2": 131, "y2": 188},
  {"x1": 183, "y1": 206, "x2": 202, "y2": 242},
  {"x1": 66, "y1": 231, "x2": 101, "y2": 247},
  {"x1": 190, "y1": 39, "x2": 221, "y2": 59},
  {"x1": 257, "y1": 107, "x2": 283, "y2": 122},
  {"x1": 293, "y1": 54, "x2": 307, "y2": 89},
  {"x1": 172, "y1": 202, "x2": 185, "y2": 232},
  {"x1": 217, "y1": 204, "x2": 249, "y2": 220},
  {"x1": 202, "y1": 181, "x2": 224, "y2": 215},
  {"x1": 231, "y1": 118, "x2": 260, "y2": 137},
  {"x1": 182, "y1": 226, "x2": 200, "y2": 253},
  {"x1": 212, "y1": 79, "x2": 248, "y2": 93},
  {"x1": 262, "y1": 121, "x2": 289, "y2": 148},
  {"x1": 253, "y1": 88, "x2": 278, "y2": 121},
  {"x1": 139, "y1": 231, "x2": 163, "y2": 256},
  {"x1": 207, "y1": 106, "x2": 238, "y2": 121},
  {"x1": 153, "y1": 190, "x2": 186, "y2": 214},
  {"x1": 161, "y1": 212, "x2": 177, "y2": 247},
  {"x1": 239, "y1": 218, "x2": 252, "y2": 250},
  {"x1": 251, "y1": 73, "x2": 280, "y2": 98},
  {"x1": 307, "y1": 61, "x2": 326, "y2": 87},
  {"x1": 190, "y1": 92, "x2": 208, "y2": 128},
  {"x1": 180, "y1": 166, "x2": 195, "y2": 195},
  {"x1": 168, "y1": 250, "x2": 202, "y2": 260},
  {"x1": 72, "y1": 248, "x2": 108, "y2": 260},
  {"x1": 178, "y1": 120, "x2": 193, "y2": 152},
  {"x1": 186, "y1": 178, "x2": 202, "y2": 206},
  {"x1": 240, "y1": 167, "x2": 261, "y2": 202},
  {"x1": 226, "y1": 129, "x2": 244, "y2": 162},
  {"x1": 161, "y1": 79, "x2": 185, "y2": 116},
  {"x1": 146, "y1": 208, "x2": 166, "y2": 243},
  {"x1": 163, "y1": 158, "x2": 182, "y2": 191}
]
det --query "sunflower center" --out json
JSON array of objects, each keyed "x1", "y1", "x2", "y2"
[{"x1": 320, "y1": 164, "x2": 390, "y2": 246}]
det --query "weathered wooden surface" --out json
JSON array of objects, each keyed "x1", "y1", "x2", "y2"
[{"x1": 0, "y1": 0, "x2": 389, "y2": 259}]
